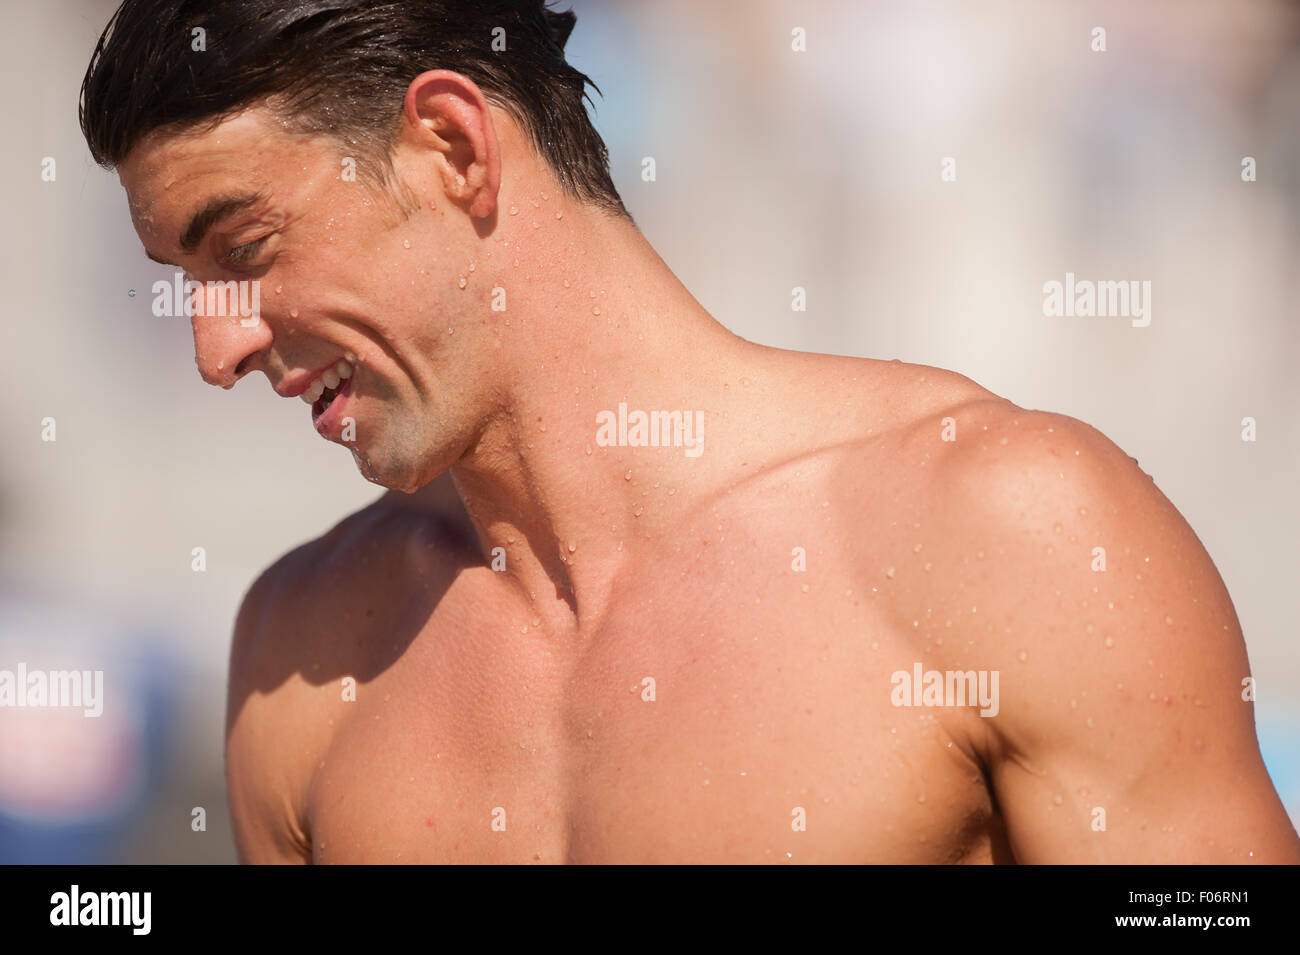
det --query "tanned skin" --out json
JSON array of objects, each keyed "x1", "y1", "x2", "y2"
[{"x1": 116, "y1": 70, "x2": 1300, "y2": 863}]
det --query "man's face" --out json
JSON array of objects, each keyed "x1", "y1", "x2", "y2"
[{"x1": 118, "y1": 107, "x2": 493, "y2": 491}]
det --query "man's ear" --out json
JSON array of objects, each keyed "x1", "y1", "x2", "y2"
[{"x1": 401, "y1": 69, "x2": 502, "y2": 219}]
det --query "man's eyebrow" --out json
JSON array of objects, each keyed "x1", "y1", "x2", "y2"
[{"x1": 178, "y1": 192, "x2": 267, "y2": 254}]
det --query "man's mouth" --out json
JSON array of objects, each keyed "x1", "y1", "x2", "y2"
[
  {"x1": 298, "y1": 358, "x2": 356, "y2": 430},
  {"x1": 311, "y1": 375, "x2": 352, "y2": 424}
]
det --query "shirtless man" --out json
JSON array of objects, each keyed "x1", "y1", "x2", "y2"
[{"x1": 82, "y1": 0, "x2": 1299, "y2": 863}]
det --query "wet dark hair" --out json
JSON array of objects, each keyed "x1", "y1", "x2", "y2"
[{"x1": 79, "y1": 0, "x2": 628, "y2": 216}]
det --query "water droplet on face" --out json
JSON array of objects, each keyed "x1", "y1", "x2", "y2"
[
  {"x1": 562, "y1": 278, "x2": 570, "y2": 288},
  {"x1": 913, "y1": 543, "x2": 923, "y2": 553},
  {"x1": 592, "y1": 306, "x2": 601, "y2": 315},
  {"x1": 509, "y1": 205, "x2": 519, "y2": 216},
  {"x1": 1104, "y1": 636, "x2": 1114, "y2": 648},
  {"x1": 1052, "y1": 793, "x2": 1064, "y2": 806},
  {"x1": 567, "y1": 541, "x2": 577, "y2": 553},
  {"x1": 290, "y1": 308, "x2": 299, "y2": 318},
  {"x1": 1017, "y1": 649, "x2": 1028, "y2": 662},
  {"x1": 885, "y1": 567, "x2": 896, "y2": 579},
  {"x1": 468, "y1": 262, "x2": 475, "y2": 271},
  {"x1": 624, "y1": 469, "x2": 632, "y2": 481},
  {"x1": 403, "y1": 239, "x2": 411, "y2": 249},
  {"x1": 275, "y1": 285, "x2": 282, "y2": 294},
  {"x1": 457, "y1": 277, "x2": 467, "y2": 289}
]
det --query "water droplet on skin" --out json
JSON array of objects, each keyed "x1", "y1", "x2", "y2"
[
  {"x1": 923, "y1": 562, "x2": 932, "y2": 572},
  {"x1": 624, "y1": 469, "x2": 632, "y2": 481},
  {"x1": 913, "y1": 543, "x2": 923, "y2": 553},
  {"x1": 275, "y1": 285, "x2": 282, "y2": 294},
  {"x1": 567, "y1": 541, "x2": 577, "y2": 553},
  {"x1": 917, "y1": 793, "x2": 926, "y2": 804},
  {"x1": 585, "y1": 444, "x2": 592, "y2": 455},
  {"x1": 1104, "y1": 636, "x2": 1114, "y2": 648},
  {"x1": 290, "y1": 308, "x2": 299, "y2": 318},
  {"x1": 458, "y1": 277, "x2": 468, "y2": 289},
  {"x1": 216, "y1": 360, "x2": 225, "y2": 371},
  {"x1": 633, "y1": 505, "x2": 644, "y2": 517},
  {"x1": 1052, "y1": 793, "x2": 1064, "y2": 806},
  {"x1": 1017, "y1": 649, "x2": 1028, "y2": 662},
  {"x1": 1078, "y1": 507, "x2": 1087, "y2": 516},
  {"x1": 468, "y1": 262, "x2": 475, "y2": 271},
  {"x1": 593, "y1": 306, "x2": 601, "y2": 315},
  {"x1": 509, "y1": 205, "x2": 519, "y2": 215},
  {"x1": 885, "y1": 567, "x2": 896, "y2": 579},
  {"x1": 403, "y1": 239, "x2": 411, "y2": 249},
  {"x1": 801, "y1": 584, "x2": 810, "y2": 593},
  {"x1": 562, "y1": 278, "x2": 570, "y2": 288}
]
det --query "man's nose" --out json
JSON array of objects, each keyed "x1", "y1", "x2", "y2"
[{"x1": 190, "y1": 309, "x2": 273, "y2": 388}]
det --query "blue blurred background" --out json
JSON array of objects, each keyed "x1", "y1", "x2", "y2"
[{"x1": 2, "y1": 0, "x2": 1299, "y2": 861}]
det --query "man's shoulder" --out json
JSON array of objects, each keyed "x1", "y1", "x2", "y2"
[
  {"x1": 228, "y1": 474, "x2": 477, "y2": 708},
  {"x1": 857, "y1": 365, "x2": 1221, "y2": 658}
]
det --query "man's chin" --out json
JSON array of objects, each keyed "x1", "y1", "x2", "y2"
[{"x1": 348, "y1": 446, "x2": 442, "y2": 494}]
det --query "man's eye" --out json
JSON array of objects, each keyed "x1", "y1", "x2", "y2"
[{"x1": 222, "y1": 237, "x2": 268, "y2": 267}]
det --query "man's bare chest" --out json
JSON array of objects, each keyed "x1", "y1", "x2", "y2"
[{"x1": 302, "y1": 539, "x2": 999, "y2": 863}]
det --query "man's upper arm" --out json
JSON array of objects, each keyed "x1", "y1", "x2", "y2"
[
  {"x1": 225, "y1": 562, "x2": 314, "y2": 864},
  {"x1": 936, "y1": 403, "x2": 1300, "y2": 863}
]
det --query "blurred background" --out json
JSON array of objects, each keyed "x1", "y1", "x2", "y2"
[{"x1": 2, "y1": 0, "x2": 1298, "y2": 862}]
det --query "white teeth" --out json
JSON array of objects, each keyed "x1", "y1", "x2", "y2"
[{"x1": 296, "y1": 360, "x2": 353, "y2": 404}]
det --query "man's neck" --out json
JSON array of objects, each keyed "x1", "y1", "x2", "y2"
[{"x1": 445, "y1": 210, "x2": 772, "y2": 637}]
